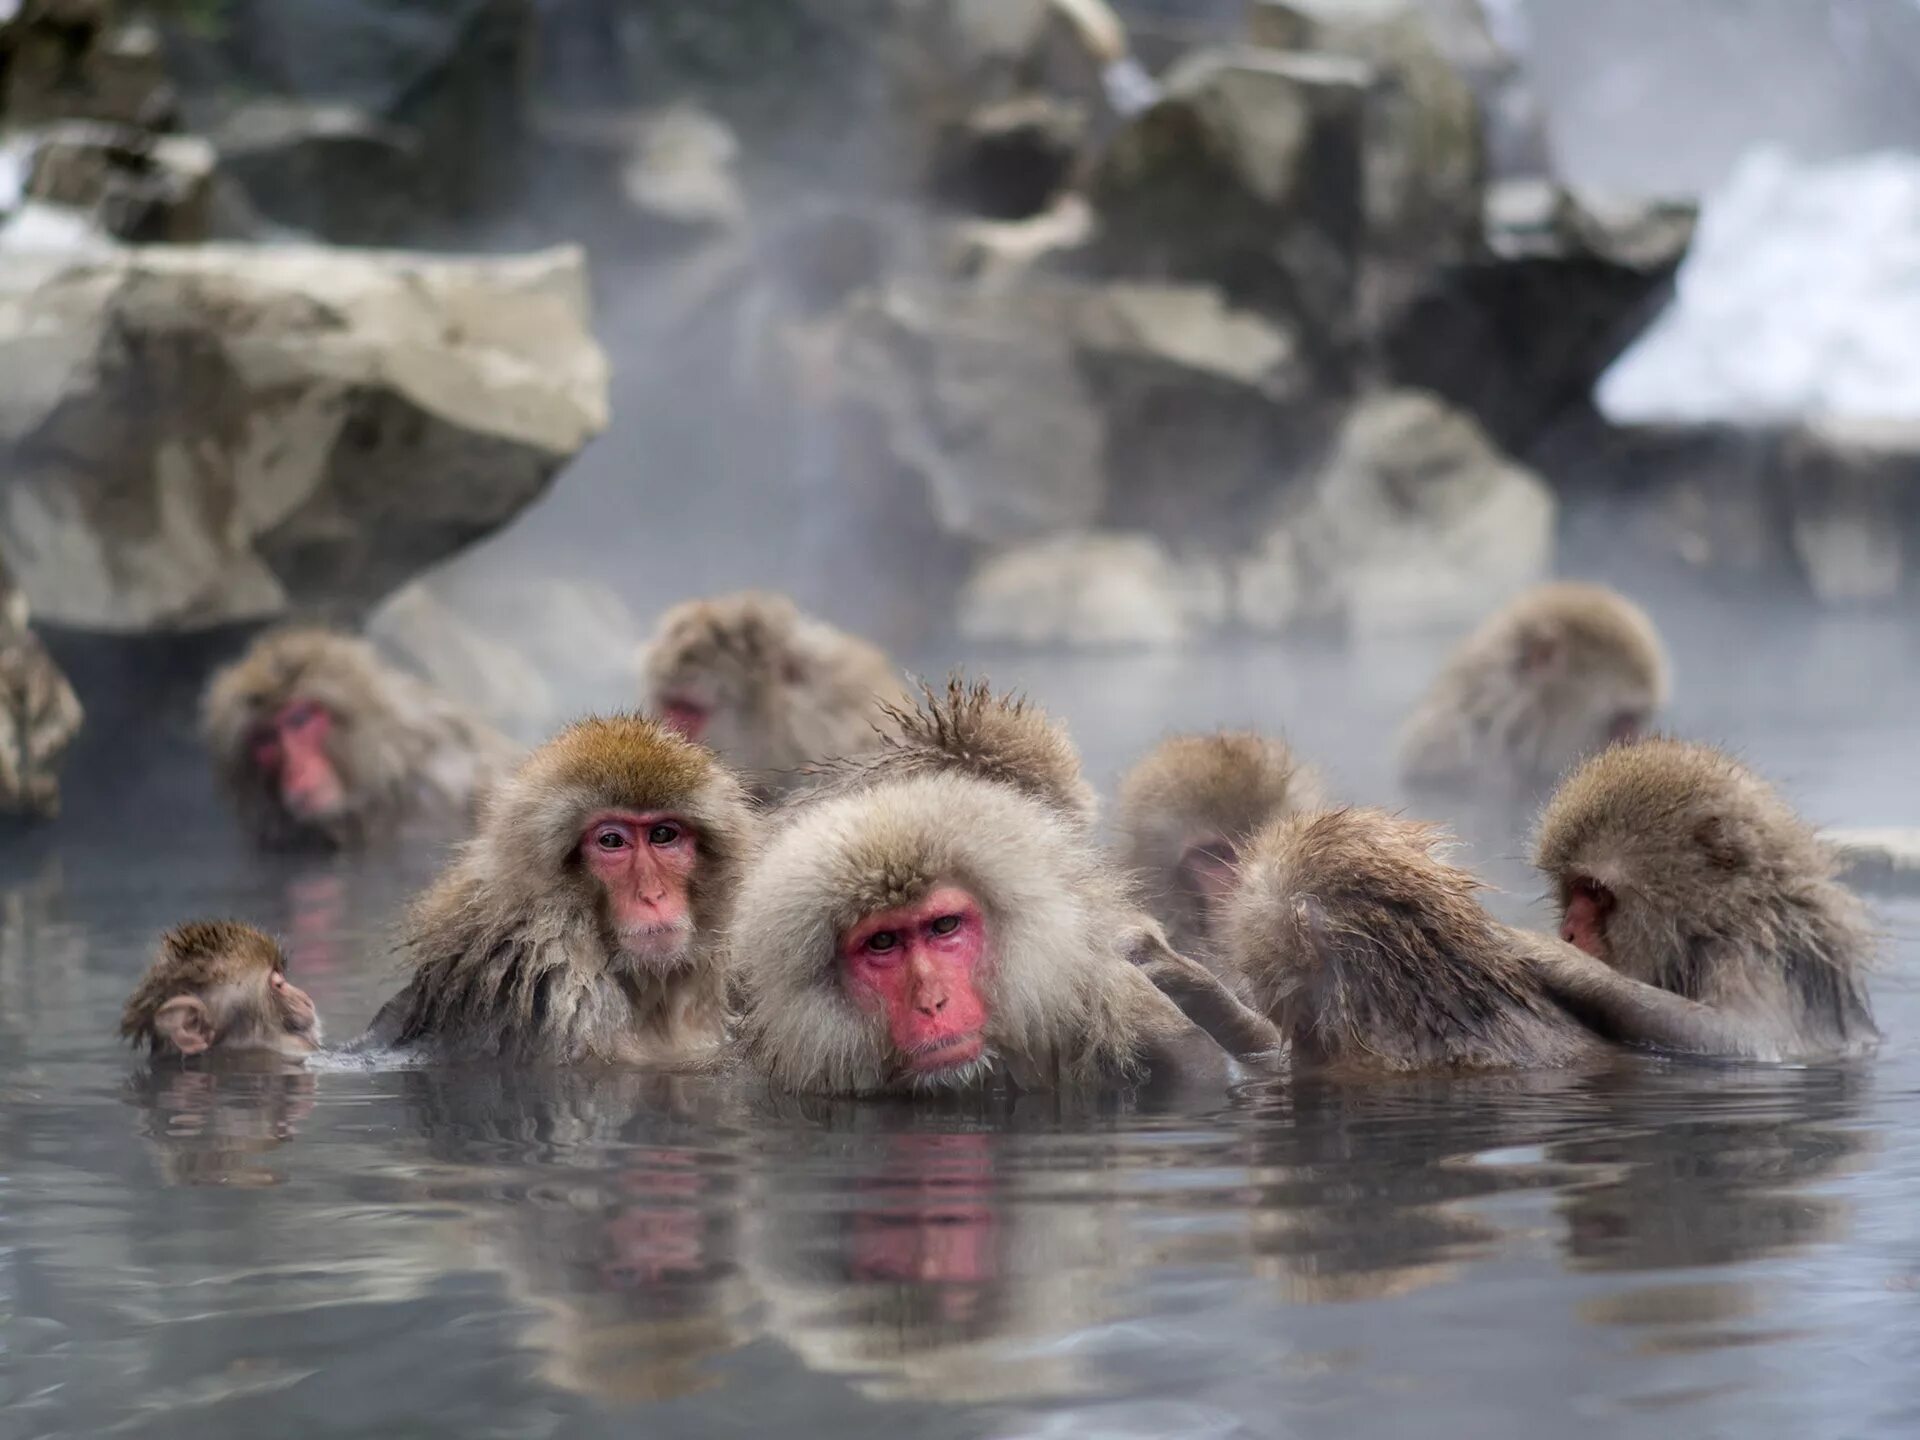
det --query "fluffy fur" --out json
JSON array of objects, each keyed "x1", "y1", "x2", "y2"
[
  {"x1": 371, "y1": 714, "x2": 756, "y2": 1065},
  {"x1": 730, "y1": 686, "x2": 1205, "y2": 1096},
  {"x1": 203, "y1": 626, "x2": 519, "y2": 848},
  {"x1": 1218, "y1": 808, "x2": 1605, "y2": 1072},
  {"x1": 119, "y1": 921, "x2": 289, "y2": 1052},
  {"x1": 1399, "y1": 583, "x2": 1670, "y2": 791},
  {"x1": 1535, "y1": 738, "x2": 1876, "y2": 1057},
  {"x1": 639, "y1": 591, "x2": 905, "y2": 801},
  {"x1": 1117, "y1": 731, "x2": 1325, "y2": 953}
]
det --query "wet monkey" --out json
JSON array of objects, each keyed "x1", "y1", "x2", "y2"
[
  {"x1": 1398, "y1": 583, "x2": 1670, "y2": 792},
  {"x1": 1531, "y1": 739, "x2": 1877, "y2": 1061},
  {"x1": 120, "y1": 921, "x2": 322, "y2": 1063},
  {"x1": 639, "y1": 591, "x2": 906, "y2": 802},
  {"x1": 731, "y1": 681, "x2": 1239, "y2": 1097},
  {"x1": 1116, "y1": 732, "x2": 1325, "y2": 956},
  {"x1": 203, "y1": 626, "x2": 518, "y2": 849},
  {"x1": 1134, "y1": 808, "x2": 1618, "y2": 1074},
  {"x1": 366, "y1": 715, "x2": 755, "y2": 1066}
]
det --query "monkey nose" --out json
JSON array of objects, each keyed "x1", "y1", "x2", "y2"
[{"x1": 916, "y1": 991, "x2": 948, "y2": 1017}]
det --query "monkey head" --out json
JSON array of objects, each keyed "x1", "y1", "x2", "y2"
[
  {"x1": 119, "y1": 921, "x2": 321, "y2": 1062},
  {"x1": 640, "y1": 592, "x2": 806, "y2": 752},
  {"x1": 1507, "y1": 585, "x2": 1670, "y2": 771},
  {"x1": 733, "y1": 770, "x2": 1104, "y2": 1096},
  {"x1": 1535, "y1": 738, "x2": 1858, "y2": 986},
  {"x1": 203, "y1": 628, "x2": 411, "y2": 846},
  {"x1": 473, "y1": 714, "x2": 755, "y2": 977}
]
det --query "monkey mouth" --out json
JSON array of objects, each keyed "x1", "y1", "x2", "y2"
[
  {"x1": 657, "y1": 698, "x2": 710, "y2": 741},
  {"x1": 902, "y1": 1030, "x2": 986, "y2": 1074},
  {"x1": 616, "y1": 921, "x2": 694, "y2": 966}
]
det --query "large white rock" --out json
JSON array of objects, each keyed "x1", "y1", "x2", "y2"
[
  {"x1": 0, "y1": 242, "x2": 608, "y2": 632},
  {"x1": 1600, "y1": 150, "x2": 1920, "y2": 426}
]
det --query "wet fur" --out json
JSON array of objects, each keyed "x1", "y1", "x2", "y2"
[
  {"x1": 639, "y1": 591, "x2": 904, "y2": 801},
  {"x1": 204, "y1": 626, "x2": 518, "y2": 848},
  {"x1": 1218, "y1": 809, "x2": 1605, "y2": 1072},
  {"x1": 372, "y1": 714, "x2": 756, "y2": 1065},
  {"x1": 120, "y1": 921, "x2": 288, "y2": 1052},
  {"x1": 1535, "y1": 738, "x2": 1877, "y2": 1059},
  {"x1": 1399, "y1": 583, "x2": 1669, "y2": 790}
]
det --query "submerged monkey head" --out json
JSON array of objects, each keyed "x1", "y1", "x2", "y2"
[{"x1": 120, "y1": 921, "x2": 321, "y2": 1062}]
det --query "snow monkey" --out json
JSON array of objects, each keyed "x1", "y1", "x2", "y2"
[
  {"x1": 1398, "y1": 583, "x2": 1670, "y2": 793},
  {"x1": 639, "y1": 591, "x2": 906, "y2": 802},
  {"x1": 1531, "y1": 738, "x2": 1878, "y2": 1061},
  {"x1": 365, "y1": 714, "x2": 756, "y2": 1066},
  {"x1": 730, "y1": 680, "x2": 1239, "y2": 1097},
  {"x1": 1133, "y1": 807, "x2": 1626, "y2": 1074},
  {"x1": 1116, "y1": 732, "x2": 1326, "y2": 956},
  {"x1": 120, "y1": 921, "x2": 322, "y2": 1063},
  {"x1": 203, "y1": 626, "x2": 519, "y2": 849}
]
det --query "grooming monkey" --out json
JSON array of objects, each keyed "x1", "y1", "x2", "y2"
[
  {"x1": 1116, "y1": 732, "x2": 1326, "y2": 956},
  {"x1": 639, "y1": 591, "x2": 906, "y2": 803},
  {"x1": 1530, "y1": 739, "x2": 1877, "y2": 1061},
  {"x1": 1398, "y1": 583, "x2": 1670, "y2": 792},
  {"x1": 731, "y1": 680, "x2": 1237, "y2": 1097},
  {"x1": 120, "y1": 921, "x2": 322, "y2": 1063},
  {"x1": 203, "y1": 627, "x2": 519, "y2": 849},
  {"x1": 364, "y1": 714, "x2": 755, "y2": 1066}
]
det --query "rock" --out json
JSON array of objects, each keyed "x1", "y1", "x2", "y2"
[
  {"x1": 958, "y1": 532, "x2": 1225, "y2": 649},
  {"x1": 618, "y1": 106, "x2": 746, "y2": 241},
  {"x1": 1780, "y1": 419, "x2": 1918, "y2": 605},
  {"x1": 25, "y1": 122, "x2": 215, "y2": 243},
  {"x1": 0, "y1": 243, "x2": 609, "y2": 633},
  {"x1": 931, "y1": 93, "x2": 1086, "y2": 220},
  {"x1": 1823, "y1": 827, "x2": 1920, "y2": 896},
  {"x1": 1383, "y1": 181, "x2": 1695, "y2": 452},
  {"x1": 944, "y1": 194, "x2": 1095, "y2": 287},
  {"x1": 1087, "y1": 46, "x2": 1369, "y2": 368},
  {"x1": 210, "y1": 100, "x2": 424, "y2": 246},
  {"x1": 1600, "y1": 150, "x2": 1920, "y2": 427},
  {"x1": 2, "y1": 8, "x2": 177, "y2": 130},
  {"x1": 1269, "y1": 389, "x2": 1554, "y2": 634},
  {"x1": 0, "y1": 554, "x2": 80, "y2": 818}
]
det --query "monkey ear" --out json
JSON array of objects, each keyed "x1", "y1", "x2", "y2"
[
  {"x1": 1516, "y1": 629, "x2": 1562, "y2": 675},
  {"x1": 1291, "y1": 895, "x2": 1337, "y2": 967},
  {"x1": 153, "y1": 996, "x2": 214, "y2": 1056},
  {"x1": 779, "y1": 656, "x2": 808, "y2": 686}
]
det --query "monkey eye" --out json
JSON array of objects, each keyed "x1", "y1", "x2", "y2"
[
  {"x1": 928, "y1": 914, "x2": 962, "y2": 936},
  {"x1": 282, "y1": 701, "x2": 322, "y2": 730},
  {"x1": 865, "y1": 930, "x2": 900, "y2": 955},
  {"x1": 595, "y1": 828, "x2": 629, "y2": 851},
  {"x1": 647, "y1": 822, "x2": 682, "y2": 847}
]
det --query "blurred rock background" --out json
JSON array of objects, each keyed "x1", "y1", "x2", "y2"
[{"x1": 3, "y1": 0, "x2": 1919, "y2": 804}]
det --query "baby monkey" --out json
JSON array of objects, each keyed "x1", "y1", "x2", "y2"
[
  {"x1": 1116, "y1": 732, "x2": 1325, "y2": 956},
  {"x1": 639, "y1": 591, "x2": 905, "y2": 802},
  {"x1": 120, "y1": 921, "x2": 322, "y2": 1063},
  {"x1": 1399, "y1": 583, "x2": 1669, "y2": 793},
  {"x1": 1532, "y1": 739, "x2": 1878, "y2": 1061}
]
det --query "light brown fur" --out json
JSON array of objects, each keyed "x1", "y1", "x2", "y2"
[
  {"x1": 119, "y1": 921, "x2": 315, "y2": 1060},
  {"x1": 639, "y1": 591, "x2": 905, "y2": 802},
  {"x1": 1399, "y1": 583, "x2": 1670, "y2": 791},
  {"x1": 729, "y1": 685, "x2": 1226, "y2": 1097},
  {"x1": 1212, "y1": 808, "x2": 1607, "y2": 1072},
  {"x1": 367, "y1": 714, "x2": 757, "y2": 1066},
  {"x1": 203, "y1": 626, "x2": 519, "y2": 848},
  {"x1": 1533, "y1": 739, "x2": 1877, "y2": 1060},
  {"x1": 1117, "y1": 732, "x2": 1325, "y2": 954}
]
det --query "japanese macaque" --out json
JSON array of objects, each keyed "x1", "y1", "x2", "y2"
[
  {"x1": 731, "y1": 680, "x2": 1236, "y2": 1097},
  {"x1": 1116, "y1": 732, "x2": 1326, "y2": 955},
  {"x1": 365, "y1": 714, "x2": 755, "y2": 1065},
  {"x1": 1398, "y1": 583, "x2": 1670, "y2": 792},
  {"x1": 119, "y1": 921, "x2": 322, "y2": 1063},
  {"x1": 1530, "y1": 739, "x2": 1878, "y2": 1061},
  {"x1": 203, "y1": 626, "x2": 519, "y2": 849},
  {"x1": 1136, "y1": 807, "x2": 1615, "y2": 1074},
  {"x1": 639, "y1": 591, "x2": 906, "y2": 802}
]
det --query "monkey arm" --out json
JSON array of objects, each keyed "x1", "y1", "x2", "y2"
[
  {"x1": 1124, "y1": 925, "x2": 1286, "y2": 1068},
  {"x1": 1513, "y1": 930, "x2": 1768, "y2": 1060}
]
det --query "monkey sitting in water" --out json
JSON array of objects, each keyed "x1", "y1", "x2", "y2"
[
  {"x1": 730, "y1": 680, "x2": 1238, "y2": 1097},
  {"x1": 1398, "y1": 583, "x2": 1670, "y2": 794},
  {"x1": 1529, "y1": 738, "x2": 1878, "y2": 1062},
  {"x1": 364, "y1": 714, "x2": 756, "y2": 1067},
  {"x1": 639, "y1": 591, "x2": 906, "y2": 803},
  {"x1": 1116, "y1": 731, "x2": 1326, "y2": 959},
  {"x1": 120, "y1": 921, "x2": 322, "y2": 1063},
  {"x1": 203, "y1": 627, "x2": 519, "y2": 850},
  {"x1": 1134, "y1": 808, "x2": 1615, "y2": 1074}
]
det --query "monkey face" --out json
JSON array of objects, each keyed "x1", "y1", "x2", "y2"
[
  {"x1": 151, "y1": 969, "x2": 322, "y2": 1061},
  {"x1": 840, "y1": 885, "x2": 991, "y2": 1085},
  {"x1": 249, "y1": 697, "x2": 348, "y2": 822},
  {"x1": 580, "y1": 810, "x2": 699, "y2": 967}
]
